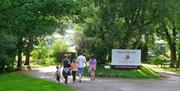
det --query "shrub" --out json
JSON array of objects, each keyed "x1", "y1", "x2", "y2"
[
  {"x1": 0, "y1": 32, "x2": 17, "y2": 72},
  {"x1": 31, "y1": 40, "x2": 68, "y2": 66},
  {"x1": 51, "y1": 40, "x2": 68, "y2": 57}
]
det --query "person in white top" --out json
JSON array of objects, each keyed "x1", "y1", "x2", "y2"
[{"x1": 76, "y1": 52, "x2": 87, "y2": 83}]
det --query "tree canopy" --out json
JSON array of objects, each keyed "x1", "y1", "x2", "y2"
[
  {"x1": 74, "y1": 0, "x2": 180, "y2": 67},
  {"x1": 0, "y1": 0, "x2": 180, "y2": 72},
  {"x1": 0, "y1": 0, "x2": 87, "y2": 71}
]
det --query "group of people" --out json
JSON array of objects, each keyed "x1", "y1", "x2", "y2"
[{"x1": 55, "y1": 53, "x2": 97, "y2": 84}]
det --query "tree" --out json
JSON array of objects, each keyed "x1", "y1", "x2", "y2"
[
  {"x1": 1, "y1": 0, "x2": 84, "y2": 69},
  {"x1": 153, "y1": 0, "x2": 180, "y2": 67},
  {"x1": 74, "y1": 0, "x2": 157, "y2": 62},
  {"x1": 0, "y1": 32, "x2": 17, "y2": 72}
]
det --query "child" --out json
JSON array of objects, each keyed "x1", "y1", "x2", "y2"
[
  {"x1": 71, "y1": 59, "x2": 78, "y2": 82},
  {"x1": 55, "y1": 66, "x2": 61, "y2": 83},
  {"x1": 89, "y1": 55, "x2": 97, "y2": 80}
]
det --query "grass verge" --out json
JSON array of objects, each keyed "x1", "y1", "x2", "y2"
[
  {"x1": 84, "y1": 65, "x2": 160, "y2": 79},
  {"x1": 0, "y1": 72, "x2": 75, "y2": 91},
  {"x1": 162, "y1": 67, "x2": 180, "y2": 72},
  {"x1": 143, "y1": 63, "x2": 180, "y2": 72}
]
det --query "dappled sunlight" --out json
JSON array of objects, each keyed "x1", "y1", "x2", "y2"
[
  {"x1": 28, "y1": 66, "x2": 92, "y2": 83},
  {"x1": 37, "y1": 66, "x2": 56, "y2": 73},
  {"x1": 23, "y1": 66, "x2": 180, "y2": 91},
  {"x1": 142, "y1": 64, "x2": 180, "y2": 76}
]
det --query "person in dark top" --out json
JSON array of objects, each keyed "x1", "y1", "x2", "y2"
[{"x1": 62, "y1": 55, "x2": 71, "y2": 84}]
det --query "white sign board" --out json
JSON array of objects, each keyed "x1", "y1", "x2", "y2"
[{"x1": 112, "y1": 49, "x2": 141, "y2": 66}]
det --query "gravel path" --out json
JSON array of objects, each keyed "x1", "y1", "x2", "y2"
[{"x1": 24, "y1": 66, "x2": 180, "y2": 91}]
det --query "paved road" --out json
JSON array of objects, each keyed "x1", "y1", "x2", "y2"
[{"x1": 24, "y1": 66, "x2": 180, "y2": 91}]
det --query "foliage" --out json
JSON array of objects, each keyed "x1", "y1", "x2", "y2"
[
  {"x1": 0, "y1": 72, "x2": 74, "y2": 91},
  {"x1": 31, "y1": 40, "x2": 68, "y2": 66},
  {"x1": 36, "y1": 57, "x2": 56, "y2": 66},
  {"x1": 1, "y1": 0, "x2": 180, "y2": 68},
  {"x1": 152, "y1": 0, "x2": 180, "y2": 67},
  {"x1": 0, "y1": 32, "x2": 17, "y2": 72},
  {"x1": 75, "y1": 0, "x2": 155, "y2": 62},
  {"x1": 51, "y1": 40, "x2": 68, "y2": 57},
  {"x1": 31, "y1": 41, "x2": 51, "y2": 65},
  {"x1": 73, "y1": 26, "x2": 86, "y2": 53},
  {"x1": 74, "y1": 0, "x2": 180, "y2": 67},
  {"x1": 0, "y1": 0, "x2": 86, "y2": 68},
  {"x1": 151, "y1": 55, "x2": 169, "y2": 67},
  {"x1": 149, "y1": 44, "x2": 161, "y2": 58},
  {"x1": 31, "y1": 41, "x2": 48, "y2": 61}
]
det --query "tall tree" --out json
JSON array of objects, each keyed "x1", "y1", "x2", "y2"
[
  {"x1": 154, "y1": 0, "x2": 180, "y2": 67},
  {"x1": 1, "y1": 0, "x2": 84, "y2": 68},
  {"x1": 78, "y1": 0, "x2": 156, "y2": 62}
]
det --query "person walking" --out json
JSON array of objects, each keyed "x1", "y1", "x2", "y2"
[
  {"x1": 55, "y1": 66, "x2": 61, "y2": 83},
  {"x1": 71, "y1": 59, "x2": 78, "y2": 82},
  {"x1": 62, "y1": 55, "x2": 71, "y2": 84},
  {"x1": 76, "y1": 52, "x2": 87, "y2": 83},
  {"x1": 88, "y1": 55, "x2": 97, "y2": 80}
]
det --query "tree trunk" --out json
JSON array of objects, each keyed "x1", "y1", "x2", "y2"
[
  {"x1": 24, "y1": 36, "x2": 31, "y2": 66},
  {"x1": 177, "y1": 52, "x2": 180, "y2": 68},
  {"x1": 17, "y1": 37, "x2": 23, "y2": 69},
  {"x1": 169, "y1": 46, "x2": 176, "y2": 67},
  {"x1": 164, "y1": 27, "x2": 177, "y2": 68},
  {"x1": 0, "y1": 62, "x2": 6, "y2": 72},
  {"x1": 24, "y1": 48, "x2": 30, "y2": 65},
  {"x1": 176, "y1": 42, "x2": 180, "y2": 68},
  {"x1": 142, "y1": 43, "x2": 148, "y2": 62}
]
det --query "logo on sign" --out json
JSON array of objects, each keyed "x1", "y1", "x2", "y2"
[{"x1": 123, "y1": 53, "x2": 130, "y2": 60}]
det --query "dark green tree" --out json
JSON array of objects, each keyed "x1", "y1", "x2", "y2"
[
  {"x1": 153, "y1": 0, "x2": 180, "y2": 67},
  {"x1": 0, "y1": 0, "x2": 84, "y2": 69}
]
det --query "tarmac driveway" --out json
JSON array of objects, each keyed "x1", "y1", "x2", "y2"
[{"x1": 25, "y1": 66, "x2": 180, "y2": 91}]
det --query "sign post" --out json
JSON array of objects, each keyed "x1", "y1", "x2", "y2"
[{"x1": 112, "y1": 49, "x2": 141, "y2": 68}]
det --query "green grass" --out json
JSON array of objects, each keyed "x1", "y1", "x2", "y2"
[
  {"x1": 143, "y1": 63, "x2": 180, "y2": 72},
  {"x1": 162, "y1": 67, "x2": 180, "y2": 72},
  {"x1": 0, "y1": 72, "x2": 75, "y2": 91},
  {"x1": 84, "y1": 65, "x2": 160, "y2": 79}
]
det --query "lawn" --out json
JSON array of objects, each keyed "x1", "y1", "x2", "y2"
[
  {"x1": 143, "y1": 63, "x2": 180, "y2": 72},
  {"x1": 162, "y1": 67, "x2": 180, "y2": 72},
  {"x1": 0, "y1": 72, "x2": 75, "y2": 91},
  {"x1": 84, "y1": 65, "x2": 160, "y2": 79}
]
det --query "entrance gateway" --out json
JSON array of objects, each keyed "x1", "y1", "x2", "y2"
[{"x1": 112, "y1": 49, "x2": 141, "y2": 68}]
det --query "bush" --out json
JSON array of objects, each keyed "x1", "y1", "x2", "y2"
[
  {"x1": 151, "y1": 55, "x2": 169, "y2": 67},
  {"x1": 51, "y1": 40, "x2": 68, "y2": 57},
  {"x1": 0, "y1": 32, "x2": 17, "y2": 72},
  {"x1": 35, "y1": 58, "x2": 56, "y2": 66},
  {"x1": 31, "y1": 40, "x2": 68, "y2": 66},
  {"x1": 31, "y1": 41, "x2": 49, "y2": 60},
  {"x1": 31, "y1": 41, "x2": 52, "y2": 65}
]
